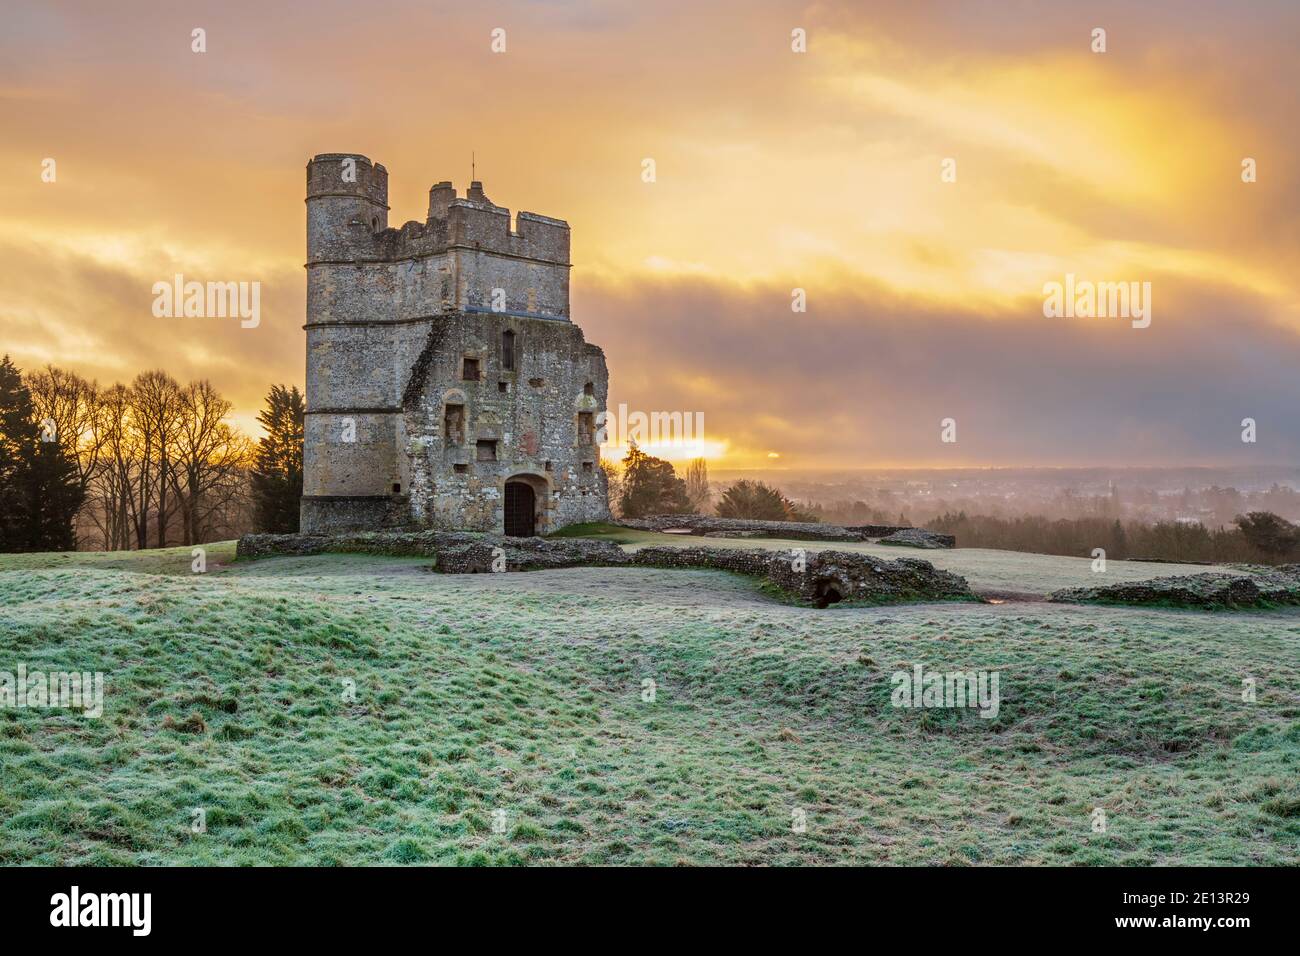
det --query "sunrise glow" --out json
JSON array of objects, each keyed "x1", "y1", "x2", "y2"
[{"x1": 1, "y1": 1, "x2": 1296, "y2": 467}]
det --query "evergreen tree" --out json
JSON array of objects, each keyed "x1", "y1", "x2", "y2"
[
  {"x1": 0, "y1": 356, "x2": 84, "y2": 551},
  {"x1": 618, "y1": 442, "x2": 691, "y2": 517},
  {"x1": 716, "y1": 480, "x2": 788, "y2": 520},
  {"x1": 251, "y1": 384, "x2": 305, "y2": 532},
  {"x1": 26, "y1": 434, "x2": 84, "y2": 550},
  {"x1": 715, "y1": 479, "x2": 814, "y2": 521},
  {"x1": 0, "y1": 356, "x2": 28, "y2": 549},
  {"x1": 1109, "y1": 518, "x2": 1127, "y2": 559},
  {"x1": 1235, "y1": 511, "x2": 1299, "y2": 560}
]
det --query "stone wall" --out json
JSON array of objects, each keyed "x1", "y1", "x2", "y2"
[
  {"x1": 237, "y1": 530, "x2": 628, "y2": 567},
  {"x1": 305, "y1": 155, "x2": 569, "y2": 324},
  {"x1": 401, "y1": 312, "x2": 610, "y2": 533},
  {"x1": 301, "y1": 152, "x2": 609, "y2": 534},
  {"x1": 876, "y1": 528, "x2": 956, "y2": 549},
  {"x1": 631, "y1": 546, "x2": 973, "y2": 607},
  {"x1": 620, "y1": 514, "x2": 872, "y2": 541},
  {"x1": 618, "y1": 514, "x2": 958, "y2": 546},
  {"x1": 1050, "y1": 566, "x2": 1300, "y2": 609},
  {"x1": 236, "y1": 532, "x2": 974, "y2": 607},
  {"x1": 298, "y1": 496, "x2": 408, "y2": 535}
]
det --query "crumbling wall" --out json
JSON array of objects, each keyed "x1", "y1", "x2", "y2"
[
  {"x1": 236, "y1": 532, "x2": 974, "y2": 607},
  {"x1": 1050, "y1": 567, "x2": 1300, "y2": 609},
  {"x1": 631, "y1": 547, "x2": 974, "y2": 606},
  {"x1": 619, "y1": 515, "x2": 954, "y2": 547},
  {"x1": 401, "y1": 310, "x2": 610, "y2": 533}
]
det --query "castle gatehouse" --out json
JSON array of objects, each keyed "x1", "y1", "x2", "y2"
[{"x1": 301, "y1": 153, "x2": 611, "y2": 535}]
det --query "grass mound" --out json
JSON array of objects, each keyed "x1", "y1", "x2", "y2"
[{"x1": 0, "y1": 546, "x2": 1296, "y2": 865}]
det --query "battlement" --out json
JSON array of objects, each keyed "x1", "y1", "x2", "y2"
[
  {"x1": 432, "y1": 181, "x2": 569, "y2": 266},
  {"x1": 307, "y1": 154, "x2": 569, "y2": 269},
  {"x1": 306, "y1": 153, "x2": 389, "y2": 209},
  {"x1": 306, "y1": 152, "x2": 572, "y2": 321}
]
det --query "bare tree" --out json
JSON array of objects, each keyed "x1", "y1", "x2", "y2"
[
  {"x1": 92, "y1": 383, "x2": 143, "y2": 550},
  {"x1": 600, "y1": 459, "x2": 622, "y2": 518},
  {"x1": 684, "y1": 458, "x2": 711, "y2": 513},
  {"x1": 168, "y1": 380, "x2": 254, "y2": 544},
  {"x1": 25, "y1": 366, "x2": 105, "y2": 493},
  {"x1": 88, "y1": 391, "x2": 123, "y2": 548},
  {"x1": 128, "y1": 370, "x2": 183, "y2": 549},
  {"x1": 22, "y1": 365, "x2": 260, "y2": 551}
]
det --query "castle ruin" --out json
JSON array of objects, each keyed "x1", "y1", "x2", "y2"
[{"x1": 301, "y1": 153, "x2": 611, "y2": 536}]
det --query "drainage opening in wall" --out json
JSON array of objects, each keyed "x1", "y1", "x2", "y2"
[{"x1": 814, "y1": 580, "x2": 845, "y2": 609}]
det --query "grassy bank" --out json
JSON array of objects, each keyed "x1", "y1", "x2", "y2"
[{"x1": 0, "y1": 544, "x2": 1297, "y2": 865}]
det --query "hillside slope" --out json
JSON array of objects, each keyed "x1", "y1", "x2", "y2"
[{"x1": 0, "y1": 543, "x2": 1297, "y2": 865}]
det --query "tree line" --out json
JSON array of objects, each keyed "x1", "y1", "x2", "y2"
[
  {"x1": 0, "y1": 356, "x2": 303, "y2": 553},
  {"x1": 606, "y1": 444, "x2": 1300, "y2": 564},
  {"x1": 7, "y1": 361, "x2": 1297, "y2": 566},
  {"x1": 924, "y1": 510, "x2": 1300, "y2": 565}
]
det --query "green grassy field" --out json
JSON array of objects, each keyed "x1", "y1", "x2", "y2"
[{"x1": 1, "y1": 538, "x2": 1297, "y2": 865}]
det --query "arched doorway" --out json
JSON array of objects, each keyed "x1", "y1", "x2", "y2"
[{"x1": 503, "y1": 480, "x2": 537, "y2": 537}]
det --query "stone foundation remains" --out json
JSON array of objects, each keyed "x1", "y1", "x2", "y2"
[{"x1": 237, "y1": 532, "x2": 974, "y2": 607}]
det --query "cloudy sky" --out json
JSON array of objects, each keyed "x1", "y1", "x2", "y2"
[{"x1": 2, "y1": 0, "x2": 1296, "y2": 468}]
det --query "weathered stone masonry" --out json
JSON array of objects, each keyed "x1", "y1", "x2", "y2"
[{"x1": 301, "y1": 153, "x2": 611, "y2": 534}]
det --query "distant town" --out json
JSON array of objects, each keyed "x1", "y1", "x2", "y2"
[{"x1": 713, "y1": 466, "x2": 1300, "y2": 528}]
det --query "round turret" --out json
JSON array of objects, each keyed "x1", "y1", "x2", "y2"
[{"x1": 305, "y1": 153, "x2": 389, "y2": 262}]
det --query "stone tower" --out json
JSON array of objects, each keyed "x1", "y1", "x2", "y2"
[{"x1": 301, "y1": 152, "x2": 610, "y2": 535}]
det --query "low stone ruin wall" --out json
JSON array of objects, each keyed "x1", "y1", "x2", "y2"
[
  {"x1": 237, "y1": 531, "x2": 446, "y2": 559},
  {"x1": 237, "y1": 531, "x2": 626, "y2": 568},
  {"x1": 619, "y1": 514, "x2": 869, "y2": 541},
  {"x1": 428, "y1": 535, "x2": 627, "y2": 573},
  {"x1": 238, "y1": 519, "x2": 962, "y2": 558},
  {"x1": 618, "y1": 514, "x2": 954, "y2": 547},
  {"x1": 844, "y1": 524, "x2": 914, "y2": 537},
  {"x1": 876, "y1": 528, "x2": 956, "y2": 549},
  {"x1": 1049, "y1": 567, "x2": 1300, "y2": 610},
  {"x1": 632, "y1": 546, "x2": 974, "y2": 607},
  {"x1": 236, "y1": 531, "x2": 974, "y2": 607}
]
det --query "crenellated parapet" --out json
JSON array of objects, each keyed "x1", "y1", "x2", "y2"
[
  {"x1": 305, "y1": 154, "x2": 570, "y2": 319},
  {"x1": 307, "y1": 154, "x2": 566, "y2": 265}
]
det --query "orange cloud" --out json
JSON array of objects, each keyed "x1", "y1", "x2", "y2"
[{"x1": 0, "y1": 0, "x2": 1295, "y2": 467}]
